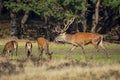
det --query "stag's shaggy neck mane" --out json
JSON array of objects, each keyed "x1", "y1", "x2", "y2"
[
  {"x1": 64, "y1": 34, "x2": 74, "y2": 43},
  {"x1": 55, "y1": 33, "x2": 77, "y2": 44}
]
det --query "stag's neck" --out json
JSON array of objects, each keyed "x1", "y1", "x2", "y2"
[{"x1": 64, "y1": 34, "x2": 74, "y2": 43}]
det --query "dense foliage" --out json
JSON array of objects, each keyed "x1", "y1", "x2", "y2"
[{"x1": 0, "y1": 0, "x2": 120, "y2": 40}]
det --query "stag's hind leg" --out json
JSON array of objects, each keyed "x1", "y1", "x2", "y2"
[
  {"x1": 91, "y1": 41, "x2": 100, "y2": 59},
  {"x1": 99, "y1": 40, "x2": 110, "y2": 58},
  {"x1": 98, "y1": 40, "x2": 110, "y2": 58},
  {"x1": 79, "y1": 45, "x2": 88, "y2": 60}
]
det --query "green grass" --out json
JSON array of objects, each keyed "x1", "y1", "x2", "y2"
[
  {"x1": 50, "y1": 44, "x2": 120, "y2": 63},
  {"x1": 0, "y1": 44, "x2": 120, "y2": 80},
  {"x1": 0, "y1": 44, "x2": 120, "y2": 63}
]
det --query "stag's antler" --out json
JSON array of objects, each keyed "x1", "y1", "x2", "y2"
[
  {"x1": 61, "y1": 17, "x2": 75, "y2": 33},
  {"x1": 54, "y1": 25, "x2": 62, "y2": 33},
  {"x1": 52, "y1": 17, "x2": 75, "y2": 33}
]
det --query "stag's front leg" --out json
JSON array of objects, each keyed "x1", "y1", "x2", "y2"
[
  {"x1": 79, "y1": 45, "x2": 88, "y2": 60},
  {"x1": 65, "y1": 45, "x2": 77, "y2": 59},
  {"x1": 69, "y1": 45, "x2": 77, "y2": 52},
  {"x1": 69, "y1": 43, "x2": 78, "y2": 52}
]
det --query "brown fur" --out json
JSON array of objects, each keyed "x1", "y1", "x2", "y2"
[
  {"x1": 55, "y1": 32, "x2": 109, "y2": 58},
  {"x1": 25, "y1": 41, "x2": 32, "y2": 57},
  {"x1": 2, "y1": 40, "x2": 18, "y2": 56},
  {"x1": 37, "y1": 37, "x2": 53, "y2": 60}
]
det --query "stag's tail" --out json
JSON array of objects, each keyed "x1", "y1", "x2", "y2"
[{"x1": 99, "y1": 35, "x2": 104, "y2": 48}]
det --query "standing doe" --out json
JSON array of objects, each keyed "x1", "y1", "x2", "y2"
[
  {"x1": 37, "y1": 37, "x2": 53, "y2": 60},
  {"x1": 25, "y1": 41, "x2": 32, "y2": 57},
  {"x1": 2, "y1": 40, "x2": 18, "y2": 56}
]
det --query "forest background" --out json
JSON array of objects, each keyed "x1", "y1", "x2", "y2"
[{"x1": 0, "y1": 0, "x2": 120, "y2": 42}]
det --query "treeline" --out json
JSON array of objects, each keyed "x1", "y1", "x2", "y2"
[{"x1": 0, "y1": 0, "x2": 120, "y2": 41}]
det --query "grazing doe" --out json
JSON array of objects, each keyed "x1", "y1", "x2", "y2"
[
  {"x1": 54, "y1": 18, "x2": 109, "y2": 59},
  {"x1": 2, "y1": 40, "x2": 18, "y2": 56},
  {"x1": 37, "y1": 37, "x2": 53, "y2": 60},
  {"x1": 25, "y1": 41, "x2": 32, "y2": 57}
]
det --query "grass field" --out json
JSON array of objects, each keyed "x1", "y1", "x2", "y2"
[
  {"x1": 0, "y1": 41, "x2": 120, "y2": 62},
  {"x1": 0, "y1": 40, "x2": 120, "y2": 80}
]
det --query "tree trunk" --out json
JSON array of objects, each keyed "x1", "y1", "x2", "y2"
[
  {"x1": 0, "y1": 2, "x2": 3, "y2": 15},
  {"x1": 81, "y1": 10, "x2": 87, "y2": 32},
  {"x1": 10, "y1": 11, "x2": 17, "y2": 39},
  {"x1": 75, "y1": 19, "x2": 79, "y2": 32},
  {"x1": 81, "y1": 1, "x2": 87, "y2": 32},
  {"x1": 44, "y1": 16, "x2": 48, "y2": 24},
  {"x1": 91, "y1": 0, "x2": 100, "y2": 32},
  {"x1": 20, "y1": 11, "x2": 29, "y2": 38}
]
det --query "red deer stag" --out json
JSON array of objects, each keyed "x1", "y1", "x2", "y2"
[
  {"x1": 54, "y1": 18, "x2": 109, "y2": 59},
  {"x1": 37, "y1": 37, "x2": 53, "y2": 60},
  {"x1": 25, "y1": 41, "x2": 32, "y2": 57},
  {"x1": 2, "y1": 40, "x2": 18, "y2": 56}
]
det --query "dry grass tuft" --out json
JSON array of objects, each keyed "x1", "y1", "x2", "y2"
[
  {"x1": 0, "y1": 40, "x2": 120, "y2": 80},
  {"x1": 0, "y1": 56, "x2": 120, "y2": 80}
]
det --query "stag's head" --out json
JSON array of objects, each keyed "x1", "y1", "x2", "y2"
[
  {"x1": 55, "y1": 32, "x2": 66, "y2": 43},
  {"x1": 54, "y1": 18, "x2": 75, "y2": 43}
]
